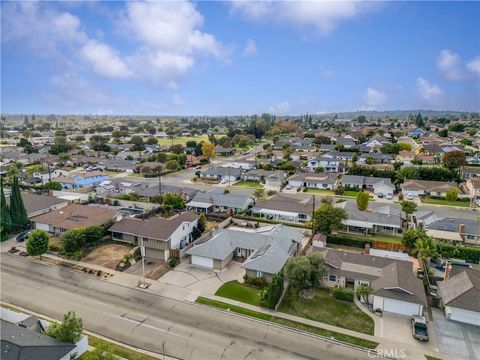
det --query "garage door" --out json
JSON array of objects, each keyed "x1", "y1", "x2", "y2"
[
  {"x1": 383, "y1": 298, "x2": 420, "y2": 316},
  {"x1": 191, "y1": 256, "x2": 213, "y2": 269},
  {"x1": 449, "y1": 308, "x2": 480, "y2": 326},
  {"x1": 35, "y1": 223, "x2": 50, "y2": 232}
]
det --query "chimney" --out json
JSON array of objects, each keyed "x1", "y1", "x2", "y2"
[
  {"x1": 459, "y1": 224, "x2": 466, "y2": 243},
  {"x1": 364, "y1": 243, "x2": 370, "y2": 255}
]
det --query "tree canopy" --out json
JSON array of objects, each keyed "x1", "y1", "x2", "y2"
[
  {"x1": 26, "y1": 230, "x2": 49, "y2": 257},
  {"x1": 313, "y1": 203, "x2": 347, "y2": 235}
]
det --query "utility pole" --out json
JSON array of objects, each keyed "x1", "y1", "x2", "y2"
[
  {"x1": 311, "y1": 194, "x2": 316, "y2": 233},
  {"x1": 158, "y1": 171, "x2": 162, "y2": 196},
  {"x1": 140, "y1": 238, "x2": 146, "y2": 285}
]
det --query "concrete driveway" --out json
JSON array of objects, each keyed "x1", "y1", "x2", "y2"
[
  {"x1": 376, "y1": 312, "x2": 437, "y2": 351},
  {"x1": 158, "y1": 260, "x2": 245, "y2": 294},
  {"x1": 432, "y1": 308, "x2": 480, "y2": 360}
]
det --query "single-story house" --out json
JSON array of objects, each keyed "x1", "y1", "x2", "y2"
[
  {"x1": 341, "y1": 175, "x2": 395, "y2": 196},
  {"x1": 228, "y1": 160, "x2": 256, "y2": 170},
  {"x1": 241, "y1": 169, "x2": 285, "y2": 183},
  {"x1": 200, "y1": 167, "x2": 243, "y2": 182},
  {"x1": 186, "y1": 190, "x2": 254, "y2": 213},
  {"x1": 400, "y1": 179, "x2": 462, "y2": 198},
  {"x1": 215, "y1": 147, "x2": 235, "y2": 156},
  {"x1": 437, "y1": 267, "x2": 480, "y2": 326},
  {"x1": 15, "y1": 192, "x2": 69, "y2": 218},
  {"x1": 252, "y1": 194, "x2": 313, "y2": 223},
  {"x1": 396, "y1": 150, "x2": 416, "y2": 165},
  {"x1": 95, "y1": 179, "x2": 139, "y2": 195},
  {"x1": 55, "y1": 171, "x2": 109, "y2": 190},
  {"x1": 186, "y1": 224, "x2": 304, "y2": 280},
  {"x1": 413, "y1": 154, "x2": 436, "y2": 164},
  {"x1": 335, "y1": 201, "x2": 403, "y2": 236},
  {"x1": 264, "y1": 171, "x2": 288, "y2": 191},
  {"x1": 314, "y1": 247, "x2": 427, "y2": 316},
  {"x1": 465, "y1": 178, "x2": 480, "y2": 202},
  {"x1": 31, "y1": 204, "x2": 118, "y2": 234},
  {"x1": 134, "y1": 184, "x2": 198, "y2": 202},
  {"x1": 96, "y1": 159, "x2": 138, "y2": 173},
  {"x1": 425, "y1": 217, "x2": 480, "y2": 246},
  {"x1": 287, "y1": 172, "x2": 339, "y2": 190},
  {"x1": 109, "y1": 211, "x2": 199, "y2": 259},
  {"x1": 358, "y1": 153, "x2": 394, "y2": 164},
  {"x1": 461, "y1": 166, "x2": 480, "y2": 179}
]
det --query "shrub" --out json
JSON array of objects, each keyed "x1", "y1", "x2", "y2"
[
  {"x1": 335, "y1": 187, "x2": 345, "y2": 195},
  {"x1": 435, "y1": 242, "x2": 480, "y2": 263},
  {"x1": 46, "y1": 311, "x2": 83, "y2": 344},
  {"x1": 168, "y1": 257, "x2": 179, "y2": 268},
  {"x1": 261, "y1": 273, "x2": 284, "y2": 309},
  {"x1": 327, "y1": 234, "x2": 373, "y2": 249},
  {"x1": 266, "y1": 190, "x2": 277, "y2": 196},
  {"x1": 244, "y1": 274, "x2": 267, "y2": 288},
  {"x1": 333, "y1": 287, "x2": 354, "y2": 302}
]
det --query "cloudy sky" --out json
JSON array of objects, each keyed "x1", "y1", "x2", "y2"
[{"x1": 1, "y1": 1, "x2": 479, "y2": 115}]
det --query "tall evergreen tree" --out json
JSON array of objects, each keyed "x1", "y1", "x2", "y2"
[
  {"x1": 0, "y1": 177, "x2": 11, "y2": 238},
  {"x1": 10, "y1": 177, "x2": 28, "y2": 231}
]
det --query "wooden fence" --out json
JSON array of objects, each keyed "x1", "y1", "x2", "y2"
[{"x1": 372, "y1": 241, "x2": 407, "y2": 252}]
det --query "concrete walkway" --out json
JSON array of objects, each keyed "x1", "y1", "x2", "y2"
[{"x1": 201, "y1": 294, "x2": 455, "y2": 360}]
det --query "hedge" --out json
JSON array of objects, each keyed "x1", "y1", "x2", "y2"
[
  {"x1": 435, "y1": 242, "x2": 480, "y2": 263},
  {"x1": 333, "y1": 287, "x2": 354, "y2": 302},
  {"x1": 327, "y1": 234, "x2": 373, "y2": 249}
]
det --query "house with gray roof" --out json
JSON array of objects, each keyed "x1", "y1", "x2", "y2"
[
  {"x1": 314, "y1": 247, "x2": 427, "y2": 316},
  {"x1": 186, "y1": 189, "x2": 254, "y2": 213},
  {"x1": 437, "y1": 267, "x2": 480, "y2": 326},
  {"x1": 335, "y1": 201, "x2": 404, "y2": 236},
  {"x1": 186, "y1": 224, "x2": 304, "y2": 280},
  {"x1": 200, "y1": 167, "x2": 243, "y2": 182},
  {"x1": 425, "y1": 217, "x2": 480, "y2": 246},
  {"x1": 287, "y1": 172, "x2": 339, "y2": 190},
  {"x1": 341, "y1": 175, "x2": 395, "y2": 196},
  {"x1": 253, "y1": 194, "x2": 314, "y2": 223}
]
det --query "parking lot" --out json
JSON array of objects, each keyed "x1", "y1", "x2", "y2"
[{"x1": 432, "y1": 308, "x2": 480, "y2": 360}]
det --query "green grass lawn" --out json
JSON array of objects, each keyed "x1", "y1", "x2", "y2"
[
  {"x1": 341, "y1": 190, "x2": 374, "y2": 199},
  {"x1": 232, "y1": 181, "x2": 264, "y2": 189},
  {"x1": 156, "y1": 134, "x2": 209, "y2": 147},
  {"x1": 81, "y1": 336, "x2": 158, "y2": 360},
  {"x1": 196, "y1": 297, "x2": 378, "y2": 349},
  {"x1": 304, "y1": 188, "x2": 335, "y2": 195},
  {"x1": 279, "y1": 288, "x2": 374, "y2": 335},
  {"x1": 215, "y1": 281, "x2": 263, "y2": 306},
  {"x1": 420, "y1": 197, "x2": 471, "y2": 208},
  {"x1": 335, "y1": 232, "x2": 402, "y2": 244}
]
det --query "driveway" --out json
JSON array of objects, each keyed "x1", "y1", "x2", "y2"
[
  {"x1": 376, "y1": 312, "x2": 437, "y2": 351},
  {"x1": 158, "y1": 260, "x2": 245, "y2": 294},
  {"x1": 432, "y1": 308, "x2": 480, "y2": 360}
]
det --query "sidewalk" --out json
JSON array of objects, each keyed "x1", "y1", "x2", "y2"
[{"x1": 200, "y1": 294, "x2": 455, "y2": 360}]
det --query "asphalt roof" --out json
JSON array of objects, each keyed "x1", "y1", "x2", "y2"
[
  {"x1": 16, "y1": 193, "x2": 68, "y2": 217},
  {"x1": 187, "y1": 190, "x2": 254, "y2": 209},
  {"x1": 437, "y1": 268, "x2": 480, "y2": 312}
]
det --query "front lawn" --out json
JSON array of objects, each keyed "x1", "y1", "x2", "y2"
[
  {"x1": 215, "y1": 281, "x2": 263, "y2": 306},
  {"x1": 196, "y1": 297, "x2": 378, "y2": 349},
  {"x1": 341, "y1": 190, "x2": 374, "y2": 199},
  {"x1": 156, "y1": 134, "x2": 209, "y2": 146},
  {"x1": 420, "y1": 197, "x2": 471, "y2": 208},
  {"x1": 304, "y1": 188, "x2": 335, "y2": 195},
  {"x1": 232, "y1": 181, "x2": 264, "y2": 190},
  {"x1": 279, "y1": 287, "x2": 374, "y2": 335}
]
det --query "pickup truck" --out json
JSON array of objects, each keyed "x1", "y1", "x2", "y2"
[{"x1": 411, "y1": 316, "x2": 429, "y2": 341}]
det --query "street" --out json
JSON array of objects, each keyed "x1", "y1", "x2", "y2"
[{"x1": 0, "y1": 254, "x2": 372, "y2": 360}]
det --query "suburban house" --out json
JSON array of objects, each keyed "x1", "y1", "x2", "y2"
[
  {"x1": 334, "y1": 136, "x2": 357, "y2": 149},
  {"x1": 31, "y1": 169, "x2": 68, "y2": 185},
  {"x1": 437, "y1": 266, "x2": 480, "y2": 326},
  {"x1": 109, "y1": 211, "x2": 199, "y2": 259},
  {"x1": 31, "y1": 204, "x2": 118, "y2": 234},
  {"x1": 200, "y1": 167, "x2": 243, "y2": 182},
  {"x1": 17, "y1": 192, "x2": 69, "y2": 218},
  {"x1": 396, "y1": 150, "x2": 416, "y2": 164},
  {"x1": 408, "y1": 128, "x2": 427, "y2": 138},
  {"x1": 186, "y1": 190, "x2": 254, "y2": 213},
  {"x1": 229, "y1": 160, "x2": 256, "y2": 170},
  {"x1": 264, "y1": 172, "x2": 287, "y2": 191},
  {"x1": 241, "y1": 169, "x2": 286, "y2": 183},
  {"x1": 400, "y1": 179, "x2": 461, "y2": 198},
  {"x1": 358, "y1": 153, "x2": 394, "y2": 164},
  {"x1": 1, "y1": 307, "x2": 88, "y2": 360},
  {"x1": 424, "y1": 217, "x2": 480, "y2": 246},
  {"x1": 360, "y1": 136, "x2": 390, "y2": 153},
  {"x1": 186, "y1": 224, "x2": 305, "y2": 280},
  {"x1": 215, "y1": 146, "x2": 235, "y2": 156},
  {"x1": 134, "y1": 184, "x2": 198, "y2": 202},
  {"x1": 307, "y1": 151, "x2": 354, "y2": 172},
  {"x1": 465, "y1": 178, "x2": 480, "y2": 203},
  {"x1": 252, "y1": 194, "x2": 314, "y2": 223},
  {"x1": 413, "y1": 154, "x2": 436, "y2": 164},
  {"x1": 314, "y1": 247, "x2": 427, "y2": 316},
  {"x1": 461, "y1": 166, "x2": 480, "y2": 179},
  {"x1": 55, "y1": 171, "x2": 109, "y2": 189},
  {"x1": 95, "y1": 179, "x2": 139, "y2": 195},
  {"x1": 335, "y1": 201, "x2": 404, "y2": 236},
  {"x1": 341, "y1": 175, "x2": 395, "y2": 196},
  {"x1": 96, "y1": 159, "x2": 138, "y2": 173},
  {"x1": 287, "y1": 172, "x2": 339, "y2": 190}
]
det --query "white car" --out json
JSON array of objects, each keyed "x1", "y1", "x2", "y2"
[
  {"x1": 285, "y1": 184, "x2": 293, "y2": 190},
  {"x1": 220, "y1": 178, "x2": 228, "y2": 184},
  {"x1": 386, "y1": 194, "x2": 393, "y2": 200},
  {"x1": 406, "y1": 193, "x2": 414, "y2": 200}
]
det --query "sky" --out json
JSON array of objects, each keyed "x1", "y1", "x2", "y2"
[{"x1": 1, "y1": 1, "x2": 479, "y2": 115}]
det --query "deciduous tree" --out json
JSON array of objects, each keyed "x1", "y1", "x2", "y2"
[
  {"x1": 356, "y1": 191, "x2": 369, "y2": 211},
  {"x1": 26, "y1": 230, "x2": 49, "y2": 258}
]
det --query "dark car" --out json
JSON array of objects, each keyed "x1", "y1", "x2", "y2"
[{"x1": 16, "y1": 230, "x2": 31, "y2": 242}]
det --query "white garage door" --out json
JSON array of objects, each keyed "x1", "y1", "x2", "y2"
[
  {"x1": 191, "y1": 256, "x2": 213, "y2": 269},
  {"x1": 383, "y1": 298, "x2": 420, "y2": 316},
  {"x1": 35, "y1": 223, "x2": 50, "y2": 232},
  {"x1": 449, "y1": 308, "x2": 480, "y2": 326}
]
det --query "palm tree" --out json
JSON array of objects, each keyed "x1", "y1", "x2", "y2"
[{"x1": 414, "y1": 236, "x2": 437, "y2": 266}]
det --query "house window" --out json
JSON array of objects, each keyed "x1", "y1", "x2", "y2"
[
  {"x1": 329, "y1": 274, "x2": 337, "y2": 282},
  {"x1": 256, "y1": 271, "x2": 263, "y2": 278},
  {"x1": 112, "y1": 232, "x2": 124, "y2": 240}
]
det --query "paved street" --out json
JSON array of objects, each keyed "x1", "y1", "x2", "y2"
[{"x1": 1, "y1": 254, "x2": 373, "y2": 360}]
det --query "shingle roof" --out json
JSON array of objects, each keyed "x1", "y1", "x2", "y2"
[
  {"x1": 14, "y1": 193, "x2": 68, "y2": 217},
  {"x1": 187, "y1": 190, "x2": 254, "y2": 210},
  {"x1": 31, "y1": 204, "x2": 118, "y2": 230},
  {"x1": 288, "y1": 172, "x2": 338, "y2": 185},
  {"x1": 253, "y1": 194, "x2": 314, "y2": 215},
  {"x1": 437, "y1": 268, "x2": 480, "y2": 312},
  {"x1": 109, "y1": 212, "x2": 198, "y2": 241}
]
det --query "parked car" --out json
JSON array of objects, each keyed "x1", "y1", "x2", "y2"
[
  {"x1": 220, "y1": 178, "x2": 228, "y2": 184},
  {"x1": 16, "y1": 230, "x2": 32, "y2": 242},
  {"x1": 386, "y1": 193, "x2": 393, "y2": 200},
  {"x1": 377, "y1": 192, "x2": 384, "y2": 198},
  {"x1": 285, "y1": 184, "x2": 293, "y2": 190},
  {"x1": 406, "y1": 193, "x2": 414, "y2": 200},
  {"x1": 411, "y1": 316, "x2": 429, "y2": 341},
  {"x1": 431, "y1": 258, "x2": 446, "y2": 271}
]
